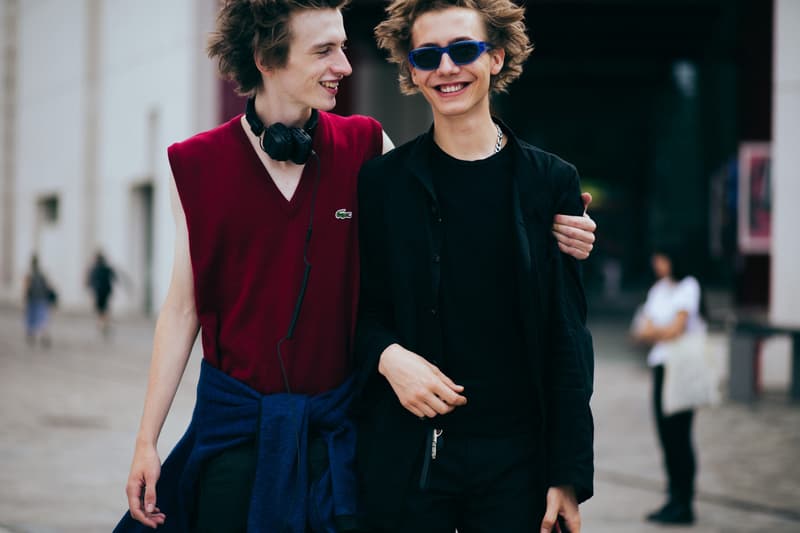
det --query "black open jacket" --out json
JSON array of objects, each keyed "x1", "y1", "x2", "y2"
[{"x1": 353, "y1": 121, "x2": 594, "y2": 523}]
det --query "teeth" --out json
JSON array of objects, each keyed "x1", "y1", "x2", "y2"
[
  {"x1": 320, "y1": 81, "x2": 338, "y2": 89},
  {"x1": 439, "y1": 83, "x2": 465, "y2": 93}
]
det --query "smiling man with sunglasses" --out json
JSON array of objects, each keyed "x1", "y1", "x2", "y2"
[{"x1": 353, "y1": 1, "x2": 594, "y2": 532}]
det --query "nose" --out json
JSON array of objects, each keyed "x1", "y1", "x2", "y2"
[
  {"x1": 437, "y1": 52, "x2": 460, "y2": 74},
  {"x1": 332, "y1": 47, "x2": 352, "y2": 77}
]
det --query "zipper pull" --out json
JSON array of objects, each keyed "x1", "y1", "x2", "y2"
[{"x1": 431, "y1": 428, "x2": 443, "y2": 460}]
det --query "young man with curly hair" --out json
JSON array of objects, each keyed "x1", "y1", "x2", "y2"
[
  {"x1": 354, "y1": 1, "x2": 595, "y2": 532},
  {"x1": 116, "y1": 1, "x2": 596, "y2": 532}
]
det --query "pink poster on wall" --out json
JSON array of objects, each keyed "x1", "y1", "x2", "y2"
[{"x1": 737, "y1": 142, "x2": 771, "y2": 253}]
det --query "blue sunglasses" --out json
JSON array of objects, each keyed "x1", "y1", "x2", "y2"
[{"x1": 408, "y1": 40, "x2": 492, "y2": 70}]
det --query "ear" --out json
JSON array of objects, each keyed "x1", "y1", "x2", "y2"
[
  {"x1": 254, "y1": 51, "x2": 271, "y2": 77},
  {"x1": 409, "y1": 64, "x2": 419, "y2": 87},
  {"x1": 489, "y1": 47, "x2": 505, "y2": 76}
]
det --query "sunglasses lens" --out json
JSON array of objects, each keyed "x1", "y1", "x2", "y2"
[
  {"x1": 449, "y1": 42, "x2": 481, "y2": 64},
  {"x1": 411, "y1": 48, "x2": 443, "y2": 70}
]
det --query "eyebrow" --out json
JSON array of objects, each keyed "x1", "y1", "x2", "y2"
[
  {"x1": 309, "y1": 39, "x2": 347, "y2": 51},
  {"x1": 414, "y1": 36, "x2": 477, "y2": 48}
]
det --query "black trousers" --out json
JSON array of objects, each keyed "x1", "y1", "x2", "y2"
[
  {"x1": 373, "y1": 432, "x2": 545, "y2": 533},
  {"x1": 195, "y1": 441, "x2": 256, "y2": 533},
  {"x1": 194, "y1": 437, "x2": 354, "y2": 533},
  {"x1": 652, "y1": 365, "x2": 696, "y2": 505}
]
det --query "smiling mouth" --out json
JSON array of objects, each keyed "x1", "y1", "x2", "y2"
[
  {"x1": 320, "y1": 80, "x2": 339, "y2": 90},
  {"x1": 436, "y1": 82, "x2": 468, "y2": 94}
]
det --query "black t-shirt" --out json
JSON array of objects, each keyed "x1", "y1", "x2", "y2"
[{"x1": 430, "y1": 142, "x2": 533, "y2": 435}]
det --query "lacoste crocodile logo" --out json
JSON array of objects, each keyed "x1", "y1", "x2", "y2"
[{"x1": 335, "y1": 209, "x2": 353, "y2": 220}]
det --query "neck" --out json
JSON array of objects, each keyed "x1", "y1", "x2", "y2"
[
  {"x1": 432, "y1": 108, "x2": 501, "y2": 161},
  {"x1": 254, "y1": 90, "x2": 312, "y2": 129}
]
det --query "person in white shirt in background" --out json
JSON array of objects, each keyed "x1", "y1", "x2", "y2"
[{"x1": 632, "y1": 246, "x2": 706, "y2": 526}]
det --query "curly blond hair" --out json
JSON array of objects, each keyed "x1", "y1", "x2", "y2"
[
  {"x1": 375, "y1": 0, "x2": 533, "y2": 95},
  {"x1": 208, "y1": 0, "x2": 350, "y2": 95}
]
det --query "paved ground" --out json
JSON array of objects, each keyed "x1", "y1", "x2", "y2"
[{"x1": 0, "y1": 306, "x2": 798, "y2": 532}]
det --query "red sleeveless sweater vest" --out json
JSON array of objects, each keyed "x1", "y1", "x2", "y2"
[{"x1": 168, "y1": 112, "x2": 382, "y2": 394}]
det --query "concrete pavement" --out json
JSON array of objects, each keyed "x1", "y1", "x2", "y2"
[{"x1": 0, "y1": 307, "x2": 798, "y2": 532}]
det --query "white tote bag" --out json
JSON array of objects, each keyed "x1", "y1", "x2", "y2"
[{"x1": 662, "y1": 332, "x2": 721, "y2": 416}]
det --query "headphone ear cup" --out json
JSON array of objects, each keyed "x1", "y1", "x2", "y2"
[
  {"x1": 289, "y1": 128, "x2": 313, "y2": 165},
  {"x1": 262, "y1": 123, "x2": 294, "y2": 162}
]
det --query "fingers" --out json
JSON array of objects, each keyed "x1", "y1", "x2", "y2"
[
  {"x1": 552, "y1": 216, "x2": 597, "y2": 236},
  {"x1": 436, "y1": 369, "x2": 466, "y2": 395},
  {"x1": 433, "y1": 386, "x2": 467, "y2": 409},
  {"x1": 407, "y1": 380, "x2": 461, "y2": 417},
  {"x1": 552, "y1": 221, "x2": 595, "y2": 258},
  {"x1": 418, "y1": 403, "x2": 439, "y2": 418},
  {"x1": 396, "y1": 382, "x2": 448, "y2": 417},
  {"x1": 540, "y1": 498, "x2": 559, "y2": 533},
  {"x1": 552, "y1": 229, "x2": 595, "y2": 253},
  {"x1": 554, "y1": 230, "x2": 593, "y2": 258},
  {"x1": 147, "y1": 507, "x2": 166, "y2": 528},
  {"x1": 557, "y1": 241, "x2": 590, "y2": 260},
  {"x1": 421, "y1": 366, "x2": 466, "y2": 415},
  {"x1": 127, "y1": 477, "x2": 165, "y2": 528},
  {"x1": 580, "y1": 192, "x2": 593, "y2": 213},
  {"x1": 126, "y1": 477, "x2": 147, "y2": 524},
  {"x1": 428, "y1": 394, "x2": 452, "y2": 415},
  {"x1": 543, "y1": 486, "x2": 580, "y2": 533},
  {"x1": 143, "y1": 471, "x2": 158, "y2": 515},
  {"x1": 563, "y1": 512, "x2": 582, "y2": 533},
  {"x1": 559, "y1": 486, "x2": 581, "y2": 532},
  {"x1": 408, "y1": 406, "x2": 426, "y2": 418},
  {"x1": 432, "y1": 371, "x2": 467, "y2": 406}
]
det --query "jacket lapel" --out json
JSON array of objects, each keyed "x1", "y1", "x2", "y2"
[
  {"x1": 403, "y1": 129, "x2": 439, "y2": 298},
  {"x1": 405, "y1": 126, "x2": 438, "y2": 202}
]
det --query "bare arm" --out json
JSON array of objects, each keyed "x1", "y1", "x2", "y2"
[
  {"x1": 634, "y1": 311, "x2": 689, "y2": 344},
  {"x1": 125, "y1": 174, "x2": 199, "y2": 527}
]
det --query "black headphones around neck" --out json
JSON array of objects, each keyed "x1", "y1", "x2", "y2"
[{"x1": 245, "y1": 96, "x2": 318, "y2": 165}]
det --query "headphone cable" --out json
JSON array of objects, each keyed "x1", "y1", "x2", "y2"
[{"x1": 276, "y1": 149, "x2": 321, "y2": 394}]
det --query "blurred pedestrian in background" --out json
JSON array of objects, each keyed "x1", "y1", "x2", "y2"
[
  {"x1": 632, "y1": 245, "x2": 706, "y2": 526},
  {"x1": 23, "y1": 254, "x2": 56, "y2": 348},
  {"x1": 86, "y1": 251, "x2": 117, "y2": 337}
]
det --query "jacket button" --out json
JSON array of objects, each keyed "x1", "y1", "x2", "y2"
[
  {"x1": 433, "y1": 254, "x2": 440, "y2": 263},
  {"x1": 430, "y1": 307, "x2": 438, "y2": 316}
]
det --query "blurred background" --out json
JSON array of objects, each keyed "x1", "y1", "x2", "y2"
[
  {"x1": 2, "y1": 0, "x2": 798, "y2": 324},
  {"x1": 0, "y1": 0, "x2": 799, "y2": 532},
  {"x1": 2, "y1": 0, "x2": 797, "y2": 387}
]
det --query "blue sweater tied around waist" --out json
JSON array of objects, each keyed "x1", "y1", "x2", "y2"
[{"x1": 114, "y1": 359, "x2": 358, "y2": 532}]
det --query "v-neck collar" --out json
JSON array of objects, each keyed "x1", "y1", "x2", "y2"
[{"x1": 233, "y1": 114, "x2": 320, "y2": 216}]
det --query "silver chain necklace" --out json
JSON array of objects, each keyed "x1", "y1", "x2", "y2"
[{"x1": 493, "y1": 122, "x2": 504, "y2": 154}]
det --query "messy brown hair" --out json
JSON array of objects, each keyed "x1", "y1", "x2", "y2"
[
  {"x1": 375, "y1": 0, "x2": 533, "y2": 95},
  {"x1": 208, "y1": 0, "x2": 351, "y2": 95}
]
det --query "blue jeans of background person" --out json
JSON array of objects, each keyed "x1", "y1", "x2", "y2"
[{"x1": 25, "y1": 299, "x2": 49, "y2": 336}]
